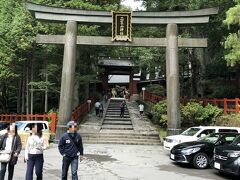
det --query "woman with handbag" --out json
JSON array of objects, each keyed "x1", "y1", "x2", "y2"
[
  {"x1": 0, "y1": 123, "x2": 22, "y2": 180},
  {"x1": 25, "y1": 124, "x2": 47, "y2": 180}
]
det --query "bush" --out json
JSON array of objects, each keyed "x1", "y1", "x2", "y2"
[
  {"x1": 150, "y1": 101, "x2": 223, "y2": 129},
  {"x1": 181, "y1": 102, "x2": 222, "y2": 128},
  {"x1": 214, "y1": 114, "x2": 240, "y2": 127},
  {"x1": 151, "y1": 100, "x2": 167, "y2": 128},
  {"x1": 94, "y1": 92, "x2": 102, "y2": 101},
  {"x1": 146, "y1": 84, "x2": 166, "y2": 96},
  {"x1": 209, "y1": 85, "x2": 239, "y2": 98}
]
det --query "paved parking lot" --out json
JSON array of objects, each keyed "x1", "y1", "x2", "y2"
[{"x1": 10, "y1": 144, "x2": 237, "y2": 180}]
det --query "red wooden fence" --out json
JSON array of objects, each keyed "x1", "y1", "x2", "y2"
[
  {"x1": 0, "y1": 97, "x2": 96, "y2": 133},
  {"x1": 143, "y1": 91, "x2": 240, "y2": 114},
  {"x1": 0, "y1": 113, "x2": 57, "y2": 133}
]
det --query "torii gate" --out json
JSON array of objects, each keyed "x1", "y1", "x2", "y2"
[{"x1": 27, "y1": 3, "x2": 218, "y2": 139}]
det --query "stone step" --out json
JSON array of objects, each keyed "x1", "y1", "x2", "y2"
[
  {"x1": 105, "y1": 116, "x2": 130, "y2": 119},
  {"x1": 101, "y1": 125, "x2": 133, "y2": 130},
  {"x1": 103, "y1": 120, "x2": 131, "y2": 122},
  {"x1": 107, "y1": 108, "x2": 128, "y2": 110},
  {"x1": 82, "y1": 140, "x2": 161, "y2": 145},
  {"x1": 106, "y1": 109, "x2": 128, "y2": 111},
  {"x1": 106, "y1": 111, "x2": 129, "y2": 113},
  {"x1": 103, "y1": 121, "x2": 132, "y2": 125},
  {"x1": 104, "y1": 116, "x2": 131, "y2": 121},
  {"x1": 81, "y1": 133, "x2": 160, "y2": 139},
  {"x1": 82, "y1": 137, "x2": 160, "y2": 143},
  {"x1": 105, "y1": 114, "x2": 130, "y2": 117},
  {"x1": 105, "y1": 112, "x2": 129, "y2": 115}
]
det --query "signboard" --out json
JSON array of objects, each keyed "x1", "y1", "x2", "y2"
[{"x1": 112, "y1": 12, "x2": 132, "y2": 42}]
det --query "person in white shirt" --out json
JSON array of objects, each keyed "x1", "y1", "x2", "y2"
[
  {"x1": 138, "y1": 104, "x2": 144, "y2": 116},
  {"x1": 94, "y1": 101, "x2": 100, "y2": 116},
  {"x1": 25, "y1": 124, "x2": 47, "y2": 180}
]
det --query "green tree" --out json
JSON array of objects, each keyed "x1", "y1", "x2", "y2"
[{"x1": 224, "y1": 0, "x2": 240, "y2": 65}]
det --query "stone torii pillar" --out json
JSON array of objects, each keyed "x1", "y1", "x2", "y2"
[
  {"x1": 166, "y1": 24, "x2": 181, "y2": 135},
  {"x1": 56, "y1": 21, "x2": 77, "y2": 139}
]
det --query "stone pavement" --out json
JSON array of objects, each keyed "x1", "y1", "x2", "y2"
[{"x1": 12, "y1": 144, "x2": 234, "y2": 180}]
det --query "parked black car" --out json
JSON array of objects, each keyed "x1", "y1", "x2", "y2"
[
  {"x1": 213, "y1": 135, "x2": 240, "y2": 176},
  {"x1": 170, "y1": 133, "x2": 239, "y2": 169}
]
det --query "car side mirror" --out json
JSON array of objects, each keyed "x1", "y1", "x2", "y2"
[
  {"x1": 25, "y1": 127, "x2": 30, "y2": 132},
  {"x1": 200, "y1": 134, "x2": 206, "y2": 138}
]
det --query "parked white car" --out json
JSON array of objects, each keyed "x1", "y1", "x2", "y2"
[
  {"x1": 0, "y1": 121, "x2": 49, "y2": 135},
  {"x1": 15, "y1": 121, "x2": 49, "y2": 133},
  {"x1": 163, "y1": 126, "x2": 240, "y2": 151}
]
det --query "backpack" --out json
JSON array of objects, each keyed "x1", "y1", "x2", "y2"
[
  {"x1": 99, "y1": 104, "x2": 103, "y2": 110},
  {"x1": 120, "y1": 102, "x2": 125, "y2": 108}
]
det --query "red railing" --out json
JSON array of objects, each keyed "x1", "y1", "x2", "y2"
[
  {"x1": 143, "y1": 91, "x2": 240, "y2": 114},
  {"x1": 71, "y1": 97, "x2": 96, "y2": 121},
  {"x1": 0, "y1": 113, "x2": 57, "y2": 133}
]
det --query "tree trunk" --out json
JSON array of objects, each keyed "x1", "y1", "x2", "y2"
[
  {"x1": 26, "y1": 60, "x2": 29, "y2": 114},
  {"x1": 30, "y1": 47, "x2": 35, "y2": 114},
  {"x1": 17, "y1": 79, "x2": 21, "y2": 113},
  {"x1": 193, "y1": 48, "x2": 205, "y2": 97},
  {"x1": 21, "y1": 70, "x2": 25, "y2": 114},
  {"x1": 84, "y1": 82, "x2": 88, "y2": 100},
  {"x1": 44, "y1": 58, "x2": 48, "y2": 113}
]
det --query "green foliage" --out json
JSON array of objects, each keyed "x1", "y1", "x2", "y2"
[
  {"x1": 224, "y1": 31, "x2": 240, "y2": 64},
  {"x1": 150, "y1": 101, "x2": 223, "y2": 128},
  {"x1": 214, "y1": 113, "x2": 240, "y2": 127},
  {"x1": 181, "y1": 102, "x2": 223, "y2": 127},
  {"x1": 210, "y1": 85, "x2": 239, "y2": 98},
  {"x1": 224, "y1": 1, "x2": 240, "y2": 64},
  {"x1": 146, "y1": 84, "x2": 166, "y2": 96},
  {"x1": 93, "y1": 92, "x2": 102, "y2": 101},
  {"x1": 151, "y1": 100, "x2": 167, "y2": 127},
  {"x1": 0, "y1": 0, "x2": 36, "y2": 80}
]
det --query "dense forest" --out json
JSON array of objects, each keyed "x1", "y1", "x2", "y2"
[{"x1": 0, "y1": 0, "x2": 239, "y2": 114}]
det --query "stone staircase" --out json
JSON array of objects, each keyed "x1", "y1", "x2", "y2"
[
  {"x1": 80, "y1": 98, "x2": 161, "y2": 145},
  {"x1": 101, "y1": 99, "x2": 133, "y2": 130},
  {"x1": 81, "y1": 132, "x2": 161, "y2": 145}
]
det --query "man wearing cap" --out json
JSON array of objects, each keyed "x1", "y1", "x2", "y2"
[{"x1": 58, "y1": 121, "x2": 84, "y2": 180}]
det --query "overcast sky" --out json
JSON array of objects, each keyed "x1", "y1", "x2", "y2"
[{"x1": 121, "y1": 0, "x2": 145, "y2": 11}]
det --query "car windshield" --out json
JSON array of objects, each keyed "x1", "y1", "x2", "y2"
[
  {"x1": 199, "y1": 133, "x2": 220, "y2": 143},
  {"x1": 231, "y1": 135, "x2": 240, "y2": 146},
  {"x1": 15, "y1": 122, "x2": 26, "y2": 130},
  {"x1": 181, "y1": 128, "x2": 200, "y2": 136}
]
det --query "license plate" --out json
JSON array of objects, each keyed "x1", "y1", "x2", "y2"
[
  {"x1": 214, "y1": 162, "x2": 220, "y2": 169},
  {"x1": 170, "y1": 154, "x2": 175, "y2": 160}
]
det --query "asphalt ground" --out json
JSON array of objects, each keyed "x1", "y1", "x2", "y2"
[{"x1": 9, "y1": 144, "x2": 236, "y2": 180}]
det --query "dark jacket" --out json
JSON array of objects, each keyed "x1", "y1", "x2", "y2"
[
  {"x1": 0, "y1": 134, "x2": 22, "y2": 165},
  {"x1": 58, "y1": 132, "x2": 83, "y2": 158}
]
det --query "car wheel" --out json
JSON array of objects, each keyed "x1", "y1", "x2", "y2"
[{"x1": 193, "y1": 153, "x2": 209, "y2": 169}]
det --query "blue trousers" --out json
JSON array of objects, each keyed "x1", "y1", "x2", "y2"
[
  {"x1": 26, "y1": 154, "x2": 44, "y2": 180},
  {"x1": 0, "y1": 162, "x2": 15, "y2": 180},
  {"x1": 62, "y1": 156, "x2": 78, "y2": 180}
]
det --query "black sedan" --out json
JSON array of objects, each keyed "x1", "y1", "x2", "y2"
[
  {"x1": 213, "y1": 135, "x2": 240, "y2": 176},
  {"x1": 170, "y1": 133, "x2": 239, "y2": 169}
]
